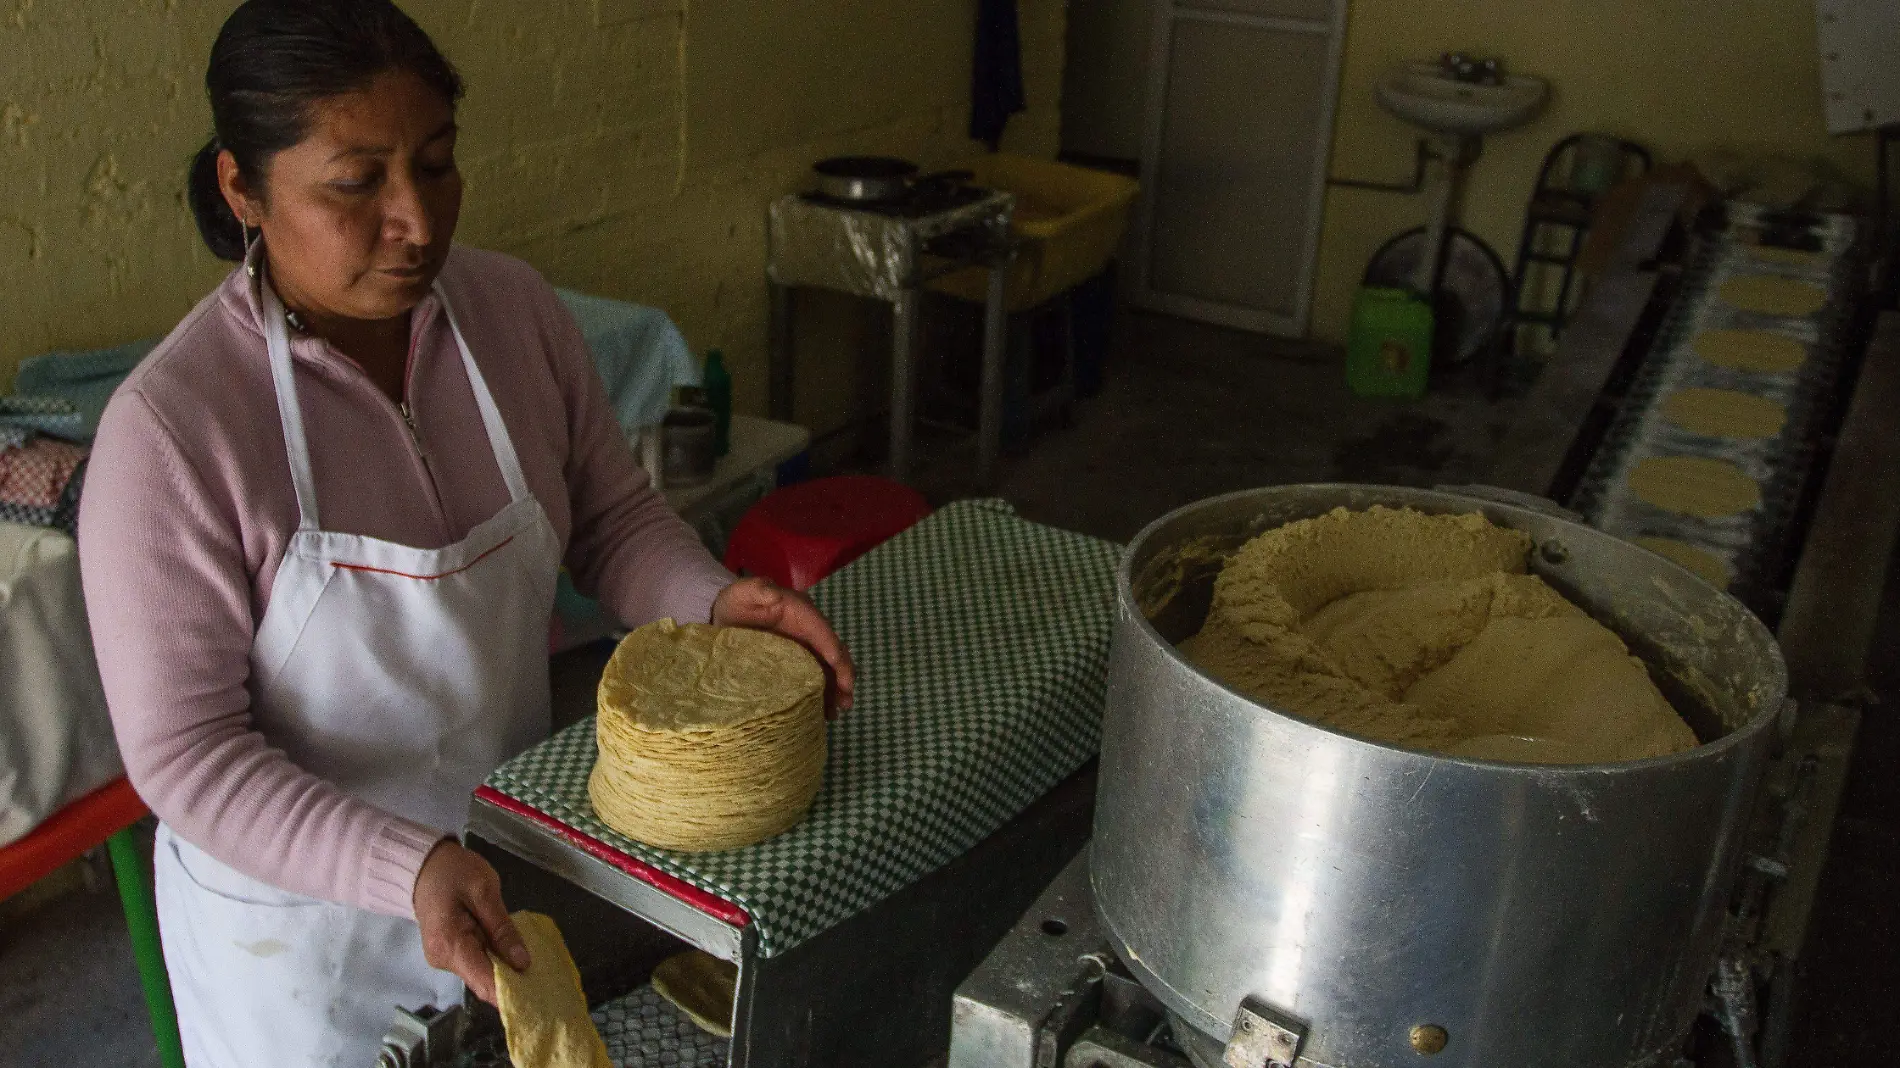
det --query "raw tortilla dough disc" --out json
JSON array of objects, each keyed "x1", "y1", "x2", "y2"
[
  {"x1": 1627, "y1": 456, "x2": 1762, "y2": 518},
  {"x1": 1692, "y1": 329, "x2": 1806, "y2": 374},
  {"x1": 1634, "y1": 537, "x2": 1731, "y2": 590},
  {"x1": 590, "y1": 620, "x2": 827, "y2": 851},
  {"x1": 1660, "y1": 388, "x2": 1787, "y2": 439},
  {"x1": 1747, "y1": 245, "x2": 1821, "y2": 268},
  {"x1": 491, "y1": 912, "x2": 613, "y2": 1068},
  {"x1": 1719, "y1": 275, "x2": 1826, "y2": 318},
  {"x1": 651, "y1": 950, "x2": 739, "y2": 1037},
  {"x1": 1176, "y1": 506, "x2": 1698, "y2": 765}
]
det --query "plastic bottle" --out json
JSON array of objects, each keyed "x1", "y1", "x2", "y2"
[{"x1": 703, "y1": 349, "x2": 732, "y2": 457}]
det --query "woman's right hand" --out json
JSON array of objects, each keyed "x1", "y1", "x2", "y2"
[{"x1": 413, "y1": 839, "x2": 532, "y2": 1003}]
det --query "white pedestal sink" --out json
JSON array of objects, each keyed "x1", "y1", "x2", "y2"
[
  {"x1": 1375, "y1": 60, "x2": 1548, "y2": 292},
  {"x1": 1376, "y1": 61, "x2": 1548, "y2": 137}
]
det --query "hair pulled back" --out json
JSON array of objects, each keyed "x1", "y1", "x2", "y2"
[{"x1": 188, "y1": 0, "x2": 463, "y2": 261}]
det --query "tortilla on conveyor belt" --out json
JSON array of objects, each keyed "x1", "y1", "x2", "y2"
[
  {"x1": 1627, "y1": 455, "x2": 1762, "y2": 518},
  {"x1": 1659, "y1": 387, "x2": 1787, "y2": 440},
  {"x1": 1718, "y1": 275, "x2": 1826, "y2": 318},
  {"x1": 590, "y1": 619, "x2": 827, "y2": 851},
  {"x1": 1691, "y1": 328, "x2": 1807, "y2": 374},
  {"x1": 491, "y1": 911, "x2": 612, "y2": 1068},
  {"x1": 650, "y1": 949, "x2": 739, "y2": 1037}
]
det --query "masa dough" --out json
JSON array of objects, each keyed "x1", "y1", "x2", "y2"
[
  {"x1": 1719, "y1": 275, "x2": 1826, "y2": 318},
  {"x1": 1628, "y1": 456, "x2": 1762, "y2": 517},
  {"x1": 1660, "y1": 387, "x2": 1787, "y2": 439},
  {"x1": 590, "y1": 620, "x2": 826, "y2": 851},
  {"x1": 1178, "y1": 507, "x2": 1698, "y2": 765},
  {"x1": 1692, "y1": 329, "x2": 1806, "y2": 374},
  {"x1": 491, "y1": 911, "x2": 612, "y2": 1068},
  {"x1": 1635, "y1": 536, "x2": 1731, "y2": 590},
  {"x1": 1747, "y1": 246, "x2": 1821, "y2": 268}
]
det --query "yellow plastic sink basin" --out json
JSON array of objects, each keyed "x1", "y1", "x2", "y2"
[{"x1": 929, "y1": 154, "x2": 1140, "y2": 312}]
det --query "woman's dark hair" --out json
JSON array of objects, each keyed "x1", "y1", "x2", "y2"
[{"x1": 188, "y1": 0, "x2": 463, "y2": 261}]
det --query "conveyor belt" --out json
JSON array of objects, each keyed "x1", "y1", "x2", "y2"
[
  {"x1": 1570, "y1": 203, "x2": 1866, "y2": 616},
  {"x1": 593, "y1": 983, "x2": 729, "y2": 1067}
]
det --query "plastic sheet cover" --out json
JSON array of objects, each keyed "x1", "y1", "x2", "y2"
[{"x1": 767, "y1": 192, "x2": 1012, "y2": 301}]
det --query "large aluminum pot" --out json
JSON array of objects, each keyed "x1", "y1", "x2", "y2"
[{"x1": 1092, "y1": 485, "x2": 1785, "y2": 1068}]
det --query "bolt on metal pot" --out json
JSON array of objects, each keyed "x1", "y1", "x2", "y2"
[{"x1": 1092, "y1": 485, "x2": 1786, "y2": 1068}]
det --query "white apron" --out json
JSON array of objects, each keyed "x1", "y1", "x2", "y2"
[{"x1": 153, "y1": 281, "x2": 560, "y2": 1068}]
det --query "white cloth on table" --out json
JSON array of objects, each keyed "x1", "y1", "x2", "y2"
[{"x1": 0, "y1": 522, "x2": 121, "y2": 848}]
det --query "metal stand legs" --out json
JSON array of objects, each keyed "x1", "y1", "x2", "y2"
[
  {"x1": 889, "y1": 289, "x2": 921, "y2": 482},
  {"x1": 771, "y1": 247, "x2": 1013, "y2": 486}
]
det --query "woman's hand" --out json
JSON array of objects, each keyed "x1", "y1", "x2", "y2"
[
  {"x1": 413, "y1": 839, "x2": 531, "y2": 1004},
  {"x1": 712, "y1": 576, "x2": 857, "y2": 716}
]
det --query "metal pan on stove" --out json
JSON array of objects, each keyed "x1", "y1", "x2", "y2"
[{"x1": 812, "y1": 156, "x2": 973, "y2": 204}]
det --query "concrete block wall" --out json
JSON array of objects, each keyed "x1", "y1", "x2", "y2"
[{"x1": 0, "y1": 0, "x2": 1066, "y2": 424}]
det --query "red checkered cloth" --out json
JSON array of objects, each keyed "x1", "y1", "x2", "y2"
[{"x1": 0, "y1": 437, "x2": 88, "y2": 532}]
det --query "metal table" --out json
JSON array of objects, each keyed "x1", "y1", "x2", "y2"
[
  {"x1": 766, "y1": 190, "x2": 1015, "y2": 484},
  {"x1": 469, "y1": 501, "x2": 1118, "y2": 1067}
]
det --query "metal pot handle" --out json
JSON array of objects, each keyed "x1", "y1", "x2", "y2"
[
  {"x1": 1225, "y1": 997, "x2": 1307, "y2": 1068},
  {"x1": 1433, "y1": 483, "x2": 1583, "y2": 523}
]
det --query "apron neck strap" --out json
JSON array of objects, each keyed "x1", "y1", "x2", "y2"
[
  {"x1": 261, "y1": 284, "x2": 322, "y2": 532},
  {"x1": 261, "y1": 278, "x2": 534, "y2": 534},
  {"x1": 434, "y1": 285, "x2": 531, "y2": 505}
]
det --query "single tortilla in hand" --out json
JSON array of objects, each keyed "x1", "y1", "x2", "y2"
[{"x1": 491, "y1": 911, "x2": 611, "y2": 1068}]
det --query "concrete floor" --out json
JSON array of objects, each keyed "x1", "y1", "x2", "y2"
[
  {"x1": 908, "y1": 308, "x2": 1511, "y2": 540},
  {"x1": 2, "y1": 308, "x2": 1892, "y2": 1065},
  {"x1": 0, "y1": 824, "x2": 161, "y2": 1067}
]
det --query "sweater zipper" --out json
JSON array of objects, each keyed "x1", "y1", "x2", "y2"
[
  {"x1": 395, "y1": 318, "x2": 432, "y2": 470},
  {"x1": 396, "y1": 400, "x2": 430, "y2": 468}
]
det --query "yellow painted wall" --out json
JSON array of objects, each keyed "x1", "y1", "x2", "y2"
[
  {"x1": 1311, "y1": 0, "x2": 1872, "y2": 346},
  {"x1": 1062, "y1": 0, "x2": 1151, "y2": 160},
  {"x1": 0, "y1": 0, "x2": 1066, "y2": 421}
]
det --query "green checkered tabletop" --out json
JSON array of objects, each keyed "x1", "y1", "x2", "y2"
[{"x1": 481, "y1": 499, "x2": 1120, "y2": 956}]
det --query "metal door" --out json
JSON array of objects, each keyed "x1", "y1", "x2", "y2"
[{"x1": 1130, "y1": 0, "x2": 1347, "y2": 335}]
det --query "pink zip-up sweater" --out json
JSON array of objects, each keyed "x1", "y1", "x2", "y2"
[{"x1": 79, "y1": 245, "x2": 734, "y2": 920}]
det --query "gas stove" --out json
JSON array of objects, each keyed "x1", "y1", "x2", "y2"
[{"x1": 796, "y1": 183, "x2": 1001, "y2": 218}]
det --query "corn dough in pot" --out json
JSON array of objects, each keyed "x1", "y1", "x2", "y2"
[{"x1": 1178, "y1": 507, "x2": 1699, "y2": 765}]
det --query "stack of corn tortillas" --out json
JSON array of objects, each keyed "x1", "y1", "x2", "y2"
[{"x1": 589, "y1": 619, "x2": 827, "y2": 851}]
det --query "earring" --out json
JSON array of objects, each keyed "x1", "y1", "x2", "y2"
[{"x1": 242, "y1": 220, "x2": 257, "y2": 277}]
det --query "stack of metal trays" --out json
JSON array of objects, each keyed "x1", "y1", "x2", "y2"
[{"x1": 1572, "y1": 202, "x2": 1863, "y2": 614}]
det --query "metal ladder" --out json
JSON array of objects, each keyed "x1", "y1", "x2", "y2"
[{"x1": 1506, "y1": 134, "x2": 1653, "y2": 354}]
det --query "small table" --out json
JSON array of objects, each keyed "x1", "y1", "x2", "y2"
[
  {"x1": 663, "y1": 414, "x2": 811, "y2": 553},
  {"x1": 471, "y1": 501, "x2": 1120, "y2": 1067},
  {"x1": 766, "y1": 191, "x2": 1015, "y2": 485}
]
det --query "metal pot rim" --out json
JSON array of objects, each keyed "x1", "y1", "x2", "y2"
[{"x1": 1116, "y1": 483, "x2": 1788, "y2": 774}]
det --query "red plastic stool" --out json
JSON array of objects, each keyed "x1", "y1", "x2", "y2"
[
  {"x1": 723, "y1": 475, "x2": 932, "y2": 591},
  {"x1": 0, "y1": 778, "x2": 184, "y2": 1068}
]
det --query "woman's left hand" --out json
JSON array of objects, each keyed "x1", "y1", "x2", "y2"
[{"x1": 713, "y1": 576, "x2": 856, "y2": 717}]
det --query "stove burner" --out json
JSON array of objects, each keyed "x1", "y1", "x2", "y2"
[{"x1": 798, "y1": 183, "x2": 997, "y2": 218}]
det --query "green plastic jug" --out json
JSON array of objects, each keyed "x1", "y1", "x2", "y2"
[{"x1": 1345, "y1": 286, "x2": 1433, "y2": 399}]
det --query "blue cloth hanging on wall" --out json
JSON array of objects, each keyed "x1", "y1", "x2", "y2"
[{"x1": 970, "y1": 0, "x2": 1025, "y2": 149}]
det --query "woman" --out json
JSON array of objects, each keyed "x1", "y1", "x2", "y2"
[{"x1": 79, "y1": 3, "x2": 854, "y2": 1065}]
